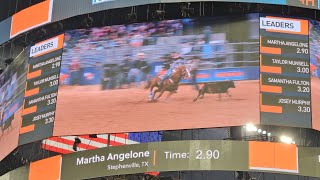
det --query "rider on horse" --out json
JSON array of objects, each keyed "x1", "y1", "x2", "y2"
[{"x1": 160, "y1": 52, "x2": 186, "y2": 84}]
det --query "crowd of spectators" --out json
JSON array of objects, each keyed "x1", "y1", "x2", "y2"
[
  {"x1": 64, "y1": 19, "x2": 184, "y2": 56},
  {"x1": 62, "y1": 17, "x2": 259, "y2": 89},
  {"x1": 63, "y1": 20, "x2": 193, "y2": 89}
]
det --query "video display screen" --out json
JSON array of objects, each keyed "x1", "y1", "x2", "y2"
[
  {"x1": 53, "y1": 14, "x2": 260, "y2": 136},
  {"x1": 309, "y1": 20, "x2": 320, "y2": 131},
  {"x1": 260, "y1": 16, "x2": 312, "y2": 128},
  {"x1": 0, "y1": 50, "x2": 28, "y2": 161}
]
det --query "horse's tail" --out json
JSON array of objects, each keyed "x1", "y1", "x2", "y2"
[{"x1": 145, "y1": 80, "x2": 151, "y2": 89}]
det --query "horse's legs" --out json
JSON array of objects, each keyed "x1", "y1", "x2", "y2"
[
  {"x1": 149, "y1": 87, "x2": 154, "y2": 100},
  {"x1": 193, "y1": 91, "x2": 202, "y2": 102},
  {"x1": 152, "y1": 89, "x2": 160, "y2": 101},
  {"x1": 0, "y1": 126, "x2": 4, "y2": 137},
  {"x1": 218, "y1": 93, "x2": 222, "y2": 101},
  {"x1": 155, "y1": 90, "x2": 166, "y2": 100}
]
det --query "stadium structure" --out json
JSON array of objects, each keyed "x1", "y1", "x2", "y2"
[{"x1": 1, "y1": 0, "x2": 320, "y2": 180}]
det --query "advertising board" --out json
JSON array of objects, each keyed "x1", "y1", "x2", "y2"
[
  {"x1": 10, "y1": 0, "x2": 53, "y2": 38},
  {"x1": 53, "y1": 15, "x2": 260, "y2": 136},
  {"x1": 287, "y1": 0, "x2": 319, "y2": 9}
]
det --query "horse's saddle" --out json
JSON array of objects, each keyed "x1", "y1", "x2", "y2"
[{"x1": 157, "y1": 78, "x2": 174, "y2": 86}]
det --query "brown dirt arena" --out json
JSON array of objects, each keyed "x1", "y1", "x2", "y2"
[
  {"x1": 312, "y1": 77, "x2": 320, "y2": 131},
  {"x1": 0, "y1": 108, "x2": 21, "y2": 161},
  {"x1": 53, "y1": 80, "x2": 259, "y2": 136}
]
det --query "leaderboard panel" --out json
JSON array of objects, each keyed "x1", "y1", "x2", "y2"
[
  {"x1": 18, "y1": 34, "x2": 64, "y2": 145},
  {"x1": 260, "y1": 16, "x2": 312, "y2": 128}
]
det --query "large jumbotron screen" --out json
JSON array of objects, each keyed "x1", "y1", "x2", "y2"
[{"x1": 53, "y1": 14, "x2": 260, "y2": 136}]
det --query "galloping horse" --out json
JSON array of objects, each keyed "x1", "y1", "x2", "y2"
[{"x1": 145, "y1": 66, "x2": 191, "y2": 101}]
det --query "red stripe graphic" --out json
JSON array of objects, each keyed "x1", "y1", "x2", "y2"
[
  {"x1": 48, "y1": 137, "x2": 97, "y2": 150},
  {"x1": 42, "y1": 133, "x2": 138, "y2": 154}
]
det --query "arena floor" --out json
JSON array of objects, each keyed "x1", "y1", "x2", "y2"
[
  {"x1": 53, "y1": 80, "x2": 260, "y2": 136},
  {"x1": 312, "y1": 77, "x2": 320, "y2": 131},
  {"x1": 0, "y1": 108, "x2": 21, "y2": 161}
]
